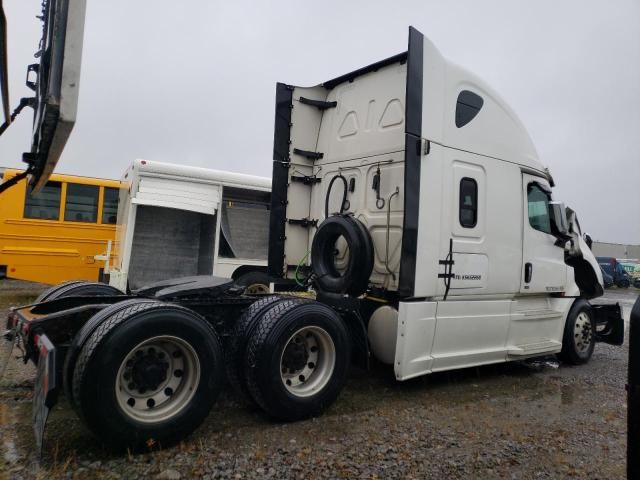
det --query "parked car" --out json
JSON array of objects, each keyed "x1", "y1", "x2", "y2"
[
  {"x1": 600, "y1": 267, "x2": 614, "y2": 288},
  {"x1": 622, "y1": 262, "x2": 640, "y2": 286},
  {"x1": 597, "y1": 257, "x2": 631, "y2": 288}
]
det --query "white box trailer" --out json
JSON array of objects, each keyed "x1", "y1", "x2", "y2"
[
  {"x1": 107, "y1": 159, "x2": 272, "y2": 292},
  {"x1": 2, "y1": 27, "x2": 624, "y2": 453}
]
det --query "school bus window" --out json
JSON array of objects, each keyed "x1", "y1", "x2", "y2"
[
  {"x1": 102, "y1": 187, "x2": 119, "y2": 224},
  {"x1": 65, "y1": 184, "x2": 99, "y2": 223},
  {"x1": 24, "y1": 181, "x2": 62, "y2": 220}
]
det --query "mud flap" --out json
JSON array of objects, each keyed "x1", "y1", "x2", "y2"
[
  {"x1": 592, "y1": 303, "x2": 624, "y2": 346},
  {"x1": 0, "y1": 328, "x2": 16, "y2": 382},
  {"x1": 316, "y1": 292, "x2": 370, "y2": 369},
  {"x1": 33, "y1": 334, "x2": 59, "y2": 456}
]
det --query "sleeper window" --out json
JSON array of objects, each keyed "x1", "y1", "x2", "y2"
[
  {"x1": 459, "y1": 178, "x2": 478, "y2": 228},
  {"x1": 455, "y1": 90, "x2": 484, "y2": 128},
  {"x1": 527, "y1": 183, "x2": 552, "y2": 234}
]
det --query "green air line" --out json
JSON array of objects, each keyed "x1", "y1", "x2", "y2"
[{"x1": 295, "y1": 250, "x2": 311, "y2": 287}]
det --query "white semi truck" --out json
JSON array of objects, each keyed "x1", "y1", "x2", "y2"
[
  {"x1": 103, "y1": 159, "x2": 272, "y2": 293},
  {"x1": 1, "y1": 24, "x2": 623, "y2": 453}
]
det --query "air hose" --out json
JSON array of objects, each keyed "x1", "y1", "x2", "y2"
[{"x1": 324, "y1": 173, "x2": 348, "y2": 219}]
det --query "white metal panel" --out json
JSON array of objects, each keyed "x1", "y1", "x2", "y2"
[
  {"x1": 316, "y1": 62, "x2": 407, "y2": 165},
  {"x1": 132, "y1": 159, "x2": 270, "y2": 191},
  {"x1": 281, "y1": 86, "x2": 325, "y2": 268},
  {"x1": 304, "y1": 152, "x2": 405, "y2": 289},
  {"x1": 506, "y1": 296, "x2": 570, "y2": 354},
  {"x1": 430, "y1": 300, "x2": 511, "y2": 371},
  {"x1": 133, "y1": 176, "x2": 220, "y2": 215},
  {"x1": 394, "y1": 301, "x2": 437, "y2": 380}
]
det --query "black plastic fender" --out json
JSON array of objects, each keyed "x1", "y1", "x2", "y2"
[
  {"x1": 35, "y1": 280, "x2": 88, "y2": 303},
  {"x1": 40, "y1": 281, "x2": 122, "y2": 302}
]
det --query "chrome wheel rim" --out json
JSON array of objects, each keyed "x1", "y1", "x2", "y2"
[
  {"x1": 280, "y1": 326, "x2": 336, "y2": 398},
  {"x1": 574, "y1": 312, "x2": 593, "y2": 354},
  {"x1": 115, "y1": 336, "x2": 200, "y2": 423}
]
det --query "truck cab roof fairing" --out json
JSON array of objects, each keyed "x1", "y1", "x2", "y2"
[
  {"x1": 25, "y1": 0, "x2": 87, "y2": 192},
  {"x1": 419, "y1": 36, "x2": 542, "y2": 173}
]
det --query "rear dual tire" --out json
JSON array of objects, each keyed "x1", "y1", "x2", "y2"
[
  {"x1": 225, "y1": 296, "x2": 287, "y2": 404},
  {"x1": 244, "y1": 299, "x2": 350, "y2": 421},
  {"x1": 71, "y1": 302, "x2": 223, "y2": 451}
]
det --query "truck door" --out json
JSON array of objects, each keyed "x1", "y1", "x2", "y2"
[{"x1": 520, "y1": 174, "x2": 566, "y2": 293}]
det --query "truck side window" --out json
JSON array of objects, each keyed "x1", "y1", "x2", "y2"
[
  {"x1": 24, "y1": 181, "x2": 62, "y2": 220},
  {"x1": 455, "y1": 90, "x2": 484, "y2": 128},
  {"x1": 459, "y1": 177, "x2": 477, "y2": 228},
  {"x1": 527, "y1": 183, "x2": 551, "y2": 234}
]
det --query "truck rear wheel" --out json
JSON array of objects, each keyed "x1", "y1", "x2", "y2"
[
  {"x1": 63, "y1": 299, "x2": 157, "y2": 411},
  {"x1": 244, "y1": 300, "x2": 350, "y2": 421},
  {"x1": 72, "y1": 302, "x2": 223, "y2": 450},
  {"x1": 558, "y1": 300, "x2": 595, "y2": 365},
  {"x1": 225, "y1": 296, "x2": 288, "y2": 404}
]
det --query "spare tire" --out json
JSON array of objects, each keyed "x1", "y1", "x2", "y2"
[{"x1": 311, "y1": 215, "x2": 373, "y2": 296}]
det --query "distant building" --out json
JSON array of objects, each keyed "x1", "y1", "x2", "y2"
[{"x1": 592, "y1": 241, "x2": 640, "y2": 260}]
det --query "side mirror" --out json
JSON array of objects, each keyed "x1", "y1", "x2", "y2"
[{"x1": 549, "y1": 201, "x2": 571, "y2": 243}]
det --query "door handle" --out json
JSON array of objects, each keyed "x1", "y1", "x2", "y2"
[{"x1": 525, "y1": 262, "x2": 533, "y2": 283}]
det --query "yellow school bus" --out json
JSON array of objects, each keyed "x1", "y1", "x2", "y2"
[{"x1": 0, "y1": 168, "x2": 120, "y2": 284}]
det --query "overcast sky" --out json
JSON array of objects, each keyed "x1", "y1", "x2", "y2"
[{"x1": 1, "y1": 0, "x2": 638, "y2": 244}]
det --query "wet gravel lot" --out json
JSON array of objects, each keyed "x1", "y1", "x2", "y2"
[{"x1": 1, "y1": 279, "x2": 637, "y2": 479}]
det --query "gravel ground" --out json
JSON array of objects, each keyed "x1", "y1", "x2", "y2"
[{"x1": 0, "y1": 279, "x2": 637, "y2": 479}]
